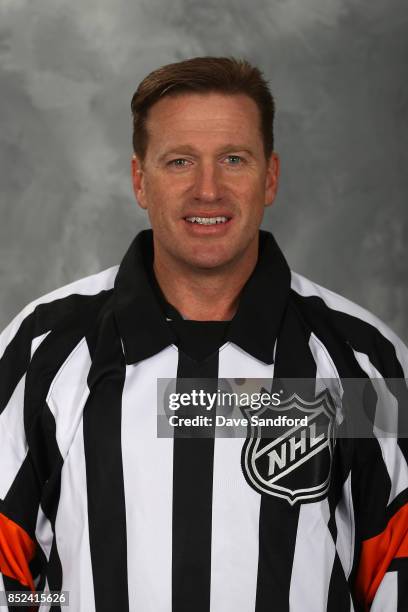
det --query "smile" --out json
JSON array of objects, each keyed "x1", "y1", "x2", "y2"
[{"x1": 185, "y1": 216, "x2": 230, "y2": 225}]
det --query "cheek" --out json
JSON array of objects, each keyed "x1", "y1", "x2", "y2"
[
  {"x1": 144, "y1": 174, "x2": 163, "y2": 199},
  {"x1": 146, "y1": 173, "x2": 185, "y2": 203},
  {"x1": 237, "y1": 182, "x2": 266, "y2": 212},
  {"x1": 233, "y1": 173, "x2": 264, "y2": 195}
]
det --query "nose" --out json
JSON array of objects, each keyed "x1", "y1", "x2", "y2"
[{"x1": 193, "y1": 162, "x2": 222, "y2": 203}]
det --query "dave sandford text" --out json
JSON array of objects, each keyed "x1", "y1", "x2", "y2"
[{"x1": 166, "y1": 389, "x2": 308, "y2": 428}]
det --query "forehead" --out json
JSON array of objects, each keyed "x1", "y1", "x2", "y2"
[{"x1": 144, "y1": 92, "x2": 262, "y2": 150}]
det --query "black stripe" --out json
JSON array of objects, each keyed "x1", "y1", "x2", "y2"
[
  {"x1": 3, "y1": 452, "x2": 41, "y2": 538},
  {"x1": 326, "y1": 552, "x2": 352, "y2": 611},
  {"x1": 84, "y1": 303, "x2": 128, "y2": 612},
  {"x1": 1, "y1": 575, "x2": 31, "y2": 612},
  {"x1": 255, "y1": 497, "x2": 300, "y2": 611},
  {"x1": 47, "y1": 537, "x2": 63, "y2": 612},
  {"x1": 273, "y1": 300, "x2": 317, "y2": 398},
  {"x1": 40, "y1": 465, "x2": 63, "y2": 611},
  {"x1": 348, "y1": 441, "x2": 392, "y2": 595},
  {"x1": 30, "y1": 545, "x2": 47, "y2": 598},
  {"x1": 389, "y1": 557, "x2": 408, "y2": 572},
  {"x1": 0, "y1": 312, "x2": 34, "y2": 416},
  {"x1": 326, "y1": 446, "x2": 356, "y2": 610},
  {"x1": 396, "y1": 559, "x2": 408, "y2": 612},
  {"x1": 172, "y1": 348, "x2": 218, "y2": 612},
  {"x1": 255, "y1": 304, "x2": 316, "y2": 611},
  {"x1": 30, "y1": 404, "x2": 62, "y2": 610}
]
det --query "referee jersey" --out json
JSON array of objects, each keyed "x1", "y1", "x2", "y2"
[{"x1": 1, "y1": 229, "x2": 408, "y2": 611}]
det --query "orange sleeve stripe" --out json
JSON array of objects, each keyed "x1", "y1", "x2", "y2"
[
  {"x1": 355, "y1": 502, "x2": 408, "y2": 609},
  {"x1": 0, "y1": 512, "x2": 36, "y2": 591}
]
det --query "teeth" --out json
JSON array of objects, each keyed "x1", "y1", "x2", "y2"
[{"x1": 185, "y1": 216, "x2": 229, "y2": 225}]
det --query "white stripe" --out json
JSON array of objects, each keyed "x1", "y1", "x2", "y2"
[
  {"x1": 289, "y1": 499, "x2": 336, "y2": 611},
  {"x1": 31, "y1": 331, "x2": 51, "y2": 358},
  {"x1": 47, "y1": 338, "x2": 92, "y2": 459},
  {"x1": 38, "y1": 579, "x2": 51, "y2": 612},
  {"x1": 291, "y1": 271, "x2": 408, "y2": 378},
  {"x1": 209, "y1": 343, "x2": 274, "y2": 611},
  {"x1": 55, "y1": 417, "x2": 95, "y2": 612},
  {"x1": 353, "y1": 349, "x2": 408, "y2": 504},
  {"x1": 35, "y1": 504, "x2": 54, "y2": 561},
  {"x1": 121, "y1": 346, "x2": 177, "y2": 610},
  {"x1": 371, "y1": 571, "x2": 398, "y2": 611},
  {"x1": 0, "y1": 265, "x2": 118, "y2": 361},
  {"x1": 0, "y1": 574, "x2": 4, "y2": 600},
  {"x1": 34, "y1": 573, "x2": 42, "y2": 587},
  {"x1": 308, "y1": 332, "x2": 344, "y2": 424},
  {"x1": 0, "y1": 375, "x2": 27, "y2": 498},
  {"x1": 309, "y1": 332, "x2": 342, "y2": 390},
  {"x1": 334, "y1": 472, "x2": 355, "y2": 579}
]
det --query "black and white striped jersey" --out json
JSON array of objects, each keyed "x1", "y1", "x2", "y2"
[{"x1": 1, "y1": 229, "x2": 408, "y2": 611}]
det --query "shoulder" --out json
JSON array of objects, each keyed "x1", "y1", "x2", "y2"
[
  {"x1": 290, "y1": 270, "x2": 395, "y2": 336},
  {"x1": 0, "y1": 265, "x2": 119, "y2": 355},
  {"x1": 289, "y1": 270, "x2": 408, "y2": 377}
]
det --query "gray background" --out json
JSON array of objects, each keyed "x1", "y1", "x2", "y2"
[{"x1": 0, "y1": 0, "x2": 407, "y2": 342}]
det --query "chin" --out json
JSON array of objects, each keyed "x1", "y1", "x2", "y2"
[
  {"x1": 188, "y1": 258, "x2": 229, "y2": 271},
  {"x1": 180, "y1": 248, "x2": 238, "y2": 271}
]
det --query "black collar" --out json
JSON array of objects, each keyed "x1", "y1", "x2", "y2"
[{"x1": 113, "y1": 229, "x2": 290, "y2": 365}]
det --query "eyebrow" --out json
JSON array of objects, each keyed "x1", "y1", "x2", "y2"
[{"x1": 157, "y1": 145, "x2": 255, "y2": 162}]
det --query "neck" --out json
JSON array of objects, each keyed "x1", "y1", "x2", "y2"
[{"x1": 152, "y1": 241, "x2": 259, "y2": 321}]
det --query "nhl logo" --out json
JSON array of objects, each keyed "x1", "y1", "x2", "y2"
[{"x1": 241, "y1": 389, "x2": 336, "y2": 505}]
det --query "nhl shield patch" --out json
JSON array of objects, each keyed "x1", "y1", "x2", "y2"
[{"x1": 241, "y1": 389, "x2": 337, "y2": 505}]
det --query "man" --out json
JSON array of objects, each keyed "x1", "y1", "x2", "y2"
[{"x1": 0, "y1": 56, "x2": 407, "y2": 611}]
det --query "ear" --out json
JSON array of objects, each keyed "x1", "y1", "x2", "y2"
[
  {"x1": 264, "y1": 152, "x2": 280, "y2": 208},
  {"x1": 131, "y1": 154, "x2": 147, "y2": 209}
]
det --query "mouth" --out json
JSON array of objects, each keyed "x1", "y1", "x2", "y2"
[{"x1": 184, "y1": 215, "x2": 231, "y2": 225}]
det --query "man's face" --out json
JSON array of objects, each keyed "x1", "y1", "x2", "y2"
[{"x1": 131, "y1": 92, "x2": 279, "y2": 271}]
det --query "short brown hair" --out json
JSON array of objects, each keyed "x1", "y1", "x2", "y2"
[{"x1": 131, "y1": 56, "x2": 275, "y2": 161}]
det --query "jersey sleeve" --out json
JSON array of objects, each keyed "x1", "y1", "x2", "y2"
[
  {"x1": 0, "y1": 306, "x2": 43, "y2": 595},
  {"x1": 352, "y1": 332, "x2": 408, "y2": 611},
  {"x1": 353, "y1": 449, "x2": 408, "y2": 611}
]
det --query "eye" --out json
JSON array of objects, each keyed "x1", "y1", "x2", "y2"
[
  {"x1": 168, "y1": 158, "x2": 190, "y2": 167},
  {"x1": 225, "y1": 155, "x2": 244, "y2": 165}
]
